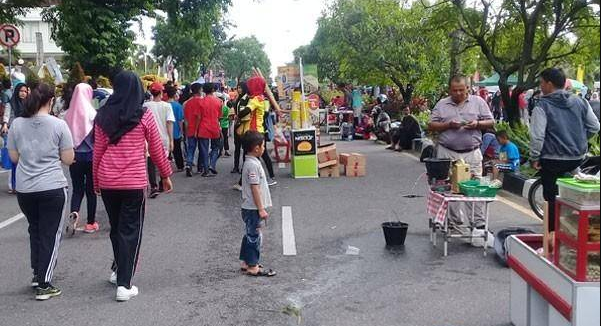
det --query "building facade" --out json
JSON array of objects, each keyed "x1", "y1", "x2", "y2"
[{"x1": 14, "y1": 8, "x2": 64, "y2": 61}]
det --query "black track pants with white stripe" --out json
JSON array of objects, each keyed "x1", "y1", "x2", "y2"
[
  {"x1": 101, "y1": 189, "x2": 145, "y2": 289},
  {"x1": 17, "y1": 188, "x2": 68, "y2": 286}
]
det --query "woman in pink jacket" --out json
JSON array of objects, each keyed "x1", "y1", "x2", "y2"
[{"x1": 94, "y1": 71, "x2": 173, "y2": 302}]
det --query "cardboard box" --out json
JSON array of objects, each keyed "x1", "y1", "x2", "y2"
[
  {"x1": 345, "y1": 164, "x2": 366, "y2": 177},
  {"x1": 319, "y1": 164, "x2": 340, "y2": 178},
  {"x1": 317, "y1": 143, "x2": 337, "y2": 163},
  {"x1": 339, "y1": 153, "x2": 351, "y2": 166},
  {"x1": 339, "y1": 152, "x2": 366, "y2": 167},
  {"x1": 318, "y1": 159, "x2": 338, "y2": 169},
  {"x1": 451, "y1": 160, "x2": 471, "y2": 193}
]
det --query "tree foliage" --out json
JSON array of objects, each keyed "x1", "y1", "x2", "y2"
[
  {"x1": 43, "y1": 0, "x2": 153, "y2": 77},
  {"x1": 304, "y1": 0, "x2": 472, "y2": 103},
  {"x1": 214, "y1": 36, "x2": 271, "y2": 81},
  {"x1": 448, "y1": 0, "x2": 600, "y2": 124},
  {"x1": 0, "y1": 0, "x2": 46, "y2": 24},
  {"x1": 152, "y1": 0, "x2": 231, "y2": 81}
]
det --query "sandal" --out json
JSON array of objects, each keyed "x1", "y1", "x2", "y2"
[{"x1": 247, "y1": 268, "x2": 276, "y2": 277}]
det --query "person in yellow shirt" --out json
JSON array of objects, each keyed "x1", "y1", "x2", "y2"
[{"x1": 233, "y1": 76, "x2": 277, "y2": 189}]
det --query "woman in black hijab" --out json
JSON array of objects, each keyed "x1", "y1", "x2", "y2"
[
  {"x1": 2, "y1": 83, "x2": 29, "y2": 193},
  {"x1": 95, "y1": 71, "x2": 146, "y2": 144},
  {"x1": 231, "y1": 81, "x2": 249, "y2": 173},
  {"x1": 93, "y1": 71, "x2": 173, "y2": 302}
]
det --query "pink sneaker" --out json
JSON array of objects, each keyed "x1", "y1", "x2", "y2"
[{"x1": 83, "y1": 222, "x2": 99, "y2": 234}]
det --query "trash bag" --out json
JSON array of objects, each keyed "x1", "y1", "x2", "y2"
[{"x1": 494, "y1": 227, "x2": 535, "y2": 267}]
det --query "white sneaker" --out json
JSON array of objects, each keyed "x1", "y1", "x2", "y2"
[
  {"x1": 232, "y1": 184, "x2": 242, "y2": 191},
  {"x1": 116, "y1": 286, "x2": 138, "y2": 302},
  {"x1": 109, "y1": 272, "x2": 117, "y2": 285}
]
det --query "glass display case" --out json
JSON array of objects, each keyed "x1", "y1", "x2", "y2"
[{"x1": 554, "y1": 198, "x2": 600, "y2": 282}]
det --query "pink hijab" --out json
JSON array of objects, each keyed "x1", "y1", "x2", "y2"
[{"x1": 65, "y1": 83, "x2": 97, "y2": 147}]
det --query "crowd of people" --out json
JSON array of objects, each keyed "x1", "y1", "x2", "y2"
[{"x1": 0, "y1": 69, "x2": 279, "y2": 302}]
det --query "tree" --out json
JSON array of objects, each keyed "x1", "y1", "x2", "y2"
[
  {"x1": 307, "y1": 0, "x2": 465, "y2": 103},
  {"x1": 215, "y1": 36, "x2": 271, "y2": 81},
  {"x1": 152, "y1": 0, "x2": 231, "y2": 82},
  {"x1": 292, "y1": 44, "x2": 319, "y2": 65},
  {"x1": 0, "y1": 0, "x2": 46, "y2": 24},
  {"x1": 43, "y1": 0, "x2": 153, "y2": 77},
  {"x1": 448, "y1": 0, "x2": 600, "y2": 124}
]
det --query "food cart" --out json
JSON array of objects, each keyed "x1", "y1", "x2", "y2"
[{"x1": 508, "y1": 177, "x2": 600, "y2": 326}]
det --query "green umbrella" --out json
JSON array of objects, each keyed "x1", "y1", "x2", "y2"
[{"x1": 476, "y1": 73, "x2": 518, "y2": 86}]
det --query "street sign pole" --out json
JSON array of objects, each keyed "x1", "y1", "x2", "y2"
[
  {"x1": 8, "y1": 46, "x2": 11, "y2": 84},
  {"x1": 0, "y1": 24, "x2": 21, "y2": 88}
]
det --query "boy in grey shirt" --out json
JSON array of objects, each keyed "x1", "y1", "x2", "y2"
[{"x1": 239, "y1": 131, "x2": 275, "y2": 277}]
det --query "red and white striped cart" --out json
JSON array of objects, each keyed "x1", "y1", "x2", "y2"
[{"x1": 508, "y1": 234, "x2": 600, "y2": 326}]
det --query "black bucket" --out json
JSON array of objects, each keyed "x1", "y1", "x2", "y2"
[
  {"x1": 424, "y1": 158, "x2": 451, "y2": 180},
  {"x1": 382, "y1": 222, "x2": 409, "y2": 246}
]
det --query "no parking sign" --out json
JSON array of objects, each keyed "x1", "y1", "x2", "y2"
[{"x1": 0, "y1": 24, "x2": 20, "y2": 48}]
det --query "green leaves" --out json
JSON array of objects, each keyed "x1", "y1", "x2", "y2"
[
  {"x1": 43, "y1": 0, "x2": 152, "y2": 77},
  {"x1": 303, "y1": 0, "x2": 474, "y2": 102},
  {"x1": 151, "y1": 0, "x2": 231, "y2": 81},
  {"x1": 215, "y1": 36, "x2": 271, "y2": 81}
]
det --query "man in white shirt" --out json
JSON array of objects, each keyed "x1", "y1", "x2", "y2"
[{"x1": 144, "y1": 82, "x2": 175, "y2": 198}]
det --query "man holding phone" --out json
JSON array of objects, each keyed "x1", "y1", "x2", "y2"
[{"x1": 429, "y1": 75, "x2": 495, "y2": 229}]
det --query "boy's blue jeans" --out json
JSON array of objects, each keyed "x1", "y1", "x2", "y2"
[{"x1": 239, "y1": 209, "x2": 262, "y2": 266}]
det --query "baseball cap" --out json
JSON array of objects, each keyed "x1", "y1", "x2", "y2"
[{"x1": 149, "y1": 82, "x2": 165, "y2": 93}]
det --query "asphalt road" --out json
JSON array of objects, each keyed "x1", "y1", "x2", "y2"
[{"x1": 0, "y1": 139, "x2": 541, "y2": 326}]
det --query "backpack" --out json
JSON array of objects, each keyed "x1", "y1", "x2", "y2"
[{"x1": 494, "y1": 227, "x2": 535, "y2": 267}]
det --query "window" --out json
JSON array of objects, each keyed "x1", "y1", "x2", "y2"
[{"x1": 22, "y1": 22, "x2": 39, "y2": 44}]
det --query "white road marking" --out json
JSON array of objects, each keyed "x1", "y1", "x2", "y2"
[
  {"x1": 0, "y1": 213, "x2": 24, "y2": 230},
  {"x1": 0, "y1": 169, "x2": 9, "y2": 174},
  {"x1": 282, "y1": 206, "x2": 297, "y2": 256}
]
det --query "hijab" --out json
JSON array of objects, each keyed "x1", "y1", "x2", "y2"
[
  {"x1": 247, "y1": 76, "x2": 265, "y2": 98},
  {"x1": 95, "y1": 71, "x2": 146, "y2": 144},
  {"x1": 10, "y1": 83, "x2": 27, "y2": 119},
  {"x1": 235, "y1": 82, "x2": 249, "y2": 115},
  {"x1": 65, "y1": 83, "x2": 96, "y2": 147}
]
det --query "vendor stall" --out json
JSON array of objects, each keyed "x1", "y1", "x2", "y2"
[
  {"x1": 424, "y1": 159, "x2": 500, "y2": 256},
  {"x1": 288, "y1": 58, "x2": 319, "y2": 179},
  {"x1": 508, "y1": 235, "x2": 600, "y2": 326},
  {"x1": 427, "y1": 190, "x2": 496, "y2": 257},
  {"x1": 508, "y1": 176, "x2": 600, "y2": 326}
]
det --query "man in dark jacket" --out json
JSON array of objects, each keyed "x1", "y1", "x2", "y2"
[{"x1": 530, "y1": 68, "x2": 600, "y2": 232}]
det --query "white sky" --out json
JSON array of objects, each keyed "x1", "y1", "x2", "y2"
[
  {"x1": 135, "y1": 0, "x2": 329, "y2": 78},
  {"x1": 225, "y1": 0, "x2": 329, "y2": 77}
]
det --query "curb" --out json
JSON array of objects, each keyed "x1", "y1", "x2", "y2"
[{"x1": 502, "y1": 172, "x2": 537, "y2": 199}]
